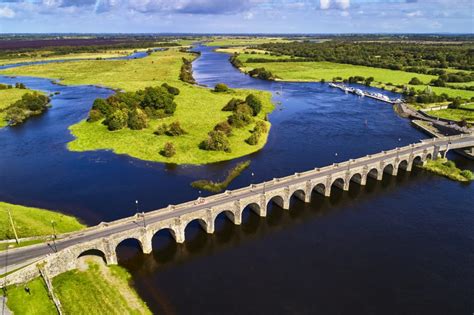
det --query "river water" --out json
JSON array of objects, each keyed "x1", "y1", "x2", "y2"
[{"x1": 0, "y1": 45, "x2": 473, "y2": 314}]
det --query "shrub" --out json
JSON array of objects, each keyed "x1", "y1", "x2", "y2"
[
  {"x1": 154, "y1": 123, "x2": 168, "y2": 135},
  {"x1": 409, "y1": 77, "x2": 423, "y2": 85},
  {"x1": 214, "y1": 121, "x2": 233, "y2": 136},
  {"x1": 161, "y1": 142, "x2": 176, "y2": 157},
  {"x1": 222, "y1": 98, "x2": 244, "y2": 111},
  {"x1": 161, "y1": 83, "x2": 180, "y2": 96},
  {"x1": 228, "y1": 112, "x2": 253, "y2": 128},
  {"x1": 245, "y1": 94, "x2": 262, "y2": 116},
  {"x1": 166, "y1": 121, "x2": 187, "y2": 136},
  {"x1": 214, "y1": 83, "x2": 229, "y2": 93},
  {"x1": 443, "y1": 160, "x2": 455, "y2": 168},
  {"x1": 448, "y1": 98, "x2": 462, "y2": 109},
  {"x1": 199, "y1": 130, "x2": 231, "y2": 152},
  {"x1": 235, "y1": 103, "x2": 253, "y2": 115},
  {"x1": 106, "y1": 110, "x2": 128, "y2": 131},
  {"x1": 87, "y1": 109, "x2": 103, "y2": 122},
  {"x1": 460, "y1": 170, "x2": 473, "y2": 180},
  {"x1": 128, "y1": 108, "x2": 148, "y2": 130},
  {"x1": 254, "y1": 121, "x2": 268, "y2": 134},
  {"x1": 245, "y1": 132, "x2": 260, "y2": 145},
  {"x1": 15, "y1": 82, "x2": 26, "y2": 89}
]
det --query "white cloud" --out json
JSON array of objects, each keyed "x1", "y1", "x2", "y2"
[
  {"x1": 406, "y1": 10, "x2": 422, "y2": 17},
  {"x1": 320, "y1": 0, "x2": 350, "y2": 10},
  {"x1": 0, "y1": 6, "x2": 15, "y2": 18}
]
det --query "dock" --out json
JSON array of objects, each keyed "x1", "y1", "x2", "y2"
[{"x1": 329, "y1": 82, "x2": 400, "y2": 104}]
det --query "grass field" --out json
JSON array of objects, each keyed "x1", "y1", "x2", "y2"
[
  {"x1": 428, "y1": 108, "x2": 474, "y2": 122},
  {"x1": 0, "y1": 49, "x2": 275, "y2": 164},
  {"x1": 6, "y1": 278, "x2": 57, "y2": 315},
  {"x1": 0, "y1": 201, "x2": 85, "y2": 240},
  {"x1": 53, "y1": 262, "x2": 151, "y2": 315},
  {"x1": 0, "y1": 88, "x2": 35, "y2": 128},
  {"x1": 206, "y1": 37, "x2": 291, "y2": 47}
]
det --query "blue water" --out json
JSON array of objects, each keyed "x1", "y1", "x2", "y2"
[{"x1": 0, "y1": 45, "x2": 472, "y2": 314}]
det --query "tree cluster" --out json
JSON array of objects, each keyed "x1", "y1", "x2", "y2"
[
  {"x1": 87, "y1": 83, "x2": 179, "y2": 131},
  {"x1": 248, "y1": 67, "x2": 276, "y2": 80},
  {"x1": 179, "y1": 58, "x2": 196, "y2": 84},
  {"x1": 245, "y1": 121, "x2": 268, "y2": 145},
  {"x1": 154, "y1": 121, "x2": 187, "y2": 136}
]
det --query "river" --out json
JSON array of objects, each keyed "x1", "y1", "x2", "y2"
[{"x1": 0, "y1": 45, "x2": 473, "y2": 314}]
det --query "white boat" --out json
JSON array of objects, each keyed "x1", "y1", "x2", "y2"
[{"x1": 355, "y1": 89, "x2": 365, "y2": 97}]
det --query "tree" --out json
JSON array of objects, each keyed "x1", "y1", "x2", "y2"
[
  {"x1": 214, "y1": 83, "x2": 229, "y2": 93},
  {"x1": 199, "y1": 130, "x2": 231, "y2": 152},
  {"x1": 448, "y1": 98, "x2": 461, "y2": 109},
  {"x1": 106, "y1": 110, "x2": 128, "y2": 131},
  {"x1": 364, "y1": 77, "x2": 374, "y2": 86},
  {"x1": 409, "y1": 77, "x2": 423, "y2": 85},
  {"x1": 245, "y1": 94, "x2": 262, "y2": 116},
  {"x1": 128, "y1": 108, "x2": 148, "y2": 130},
  {"x1": 161, "y1": 142, "x2": 176, "y2": 157},
  {"x1": 92, "y1": 98, "x2": 113, "y2": 117}
]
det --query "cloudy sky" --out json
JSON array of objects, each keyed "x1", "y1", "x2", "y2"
[{"x1": 0, "y1": 0, "x2": 472, "y2": 33}]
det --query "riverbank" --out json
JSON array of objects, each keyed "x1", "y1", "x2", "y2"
[
  {"x1": 0, "y1": 201, "x2": 85, "y2": 242},
  {"x1": 5, "y1": 259, "x2": 150, "y2": 315},
  {"x1": 0, "y1": 48, "x2": 275, "y2": 164}
]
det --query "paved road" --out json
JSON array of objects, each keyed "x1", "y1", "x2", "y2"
[{"x1": 1, "y1": 136, "x2": 473, "y2": 272}]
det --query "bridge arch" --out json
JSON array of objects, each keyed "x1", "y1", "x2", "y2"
[
  {"x1": 331, "y1": 177, "x2": 346, "y2": 191},
  {"x1": 290, "y1": 189, "x2": 308, "y2": 203},
  {"x1": 184, "y1": 218, "x2": 209, "y2": 236},
  {"x1": 115, "y1": 238, "x2": 144, "y2": 262},
  {"x1": 367, "y1": 168, "x2": 379, "y2": 180},
  {"x1": 426, "y1": 153, "x2": 433, "y2": 160},
  {"x1": 240, "y1": 201, "x2": 263, "y2": 217},
  {"x1": 267, "y1": 194, "x2": 288, "y2": 210},
  {"x1": 152, "y1": 227, "x2": 181, "y2": 244},
  {"x1": 213, "y1": 209, "x2": 237, "y2": 225},
  {"x1": 312, "y1": 183, "x2": 327, "y2": 196},
  {"x1": 77, "y1": 248, "x2": 108, "y2": 264},
  {"x1": 398, "y1": 160, "x2": 409, "y2": 170},
  {"x1": 350, "y1": 173, "x2": 363, "y2": 185},
  {"x1": 413, "y1": 156, "x2": 423, "y2": 165},
  {"x1": 383, "y1": 164, "x2": 394, "y2": 175}
]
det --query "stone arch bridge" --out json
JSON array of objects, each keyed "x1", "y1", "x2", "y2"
[{"x1": 2, "y1": 134, "x2": 473, "y2": 286}]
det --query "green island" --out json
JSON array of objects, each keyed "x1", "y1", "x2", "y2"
[
  {"x1": 191, "y1": 160, "x2": 251, "y2": 192},
  {"x1": 0, "y1": 201, "x2": 85, "y2": 251},
  {"x1": 0, "y1": 48, "x2": 274, "y2": 165},
  {"x1": 420, "y1": 158, "x2": 473, "y2": 182},
  {"x1": 5, "y1": 260, "x2": 150, "y2": 315},
  {"x1": 0, "y1": 85, "x2": 49, "y2": 128}
]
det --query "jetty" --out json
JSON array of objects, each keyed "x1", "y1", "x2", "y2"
[{"x1": 329, "y1": 82, "x2": 401, "y2": 104}]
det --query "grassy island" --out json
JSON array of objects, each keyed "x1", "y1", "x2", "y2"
[
  {"x1": 6, "y1": 261, "x2": 150, "y2": 315},
  {"x1": 421, "y1": 158, "x2": 473, "y2": 182},
  {"x1": 0, "y1": 49, "x2": 274, "y2": 164},
  {"x1": 0, "y1": 87, "x2": 41, "y2": 128},
  {"x1": 191, "y1": 160, "x2": 251, "y2": 192},
  {"x1": 0, "y1": 202, "x2": 85, "y2": 241}
]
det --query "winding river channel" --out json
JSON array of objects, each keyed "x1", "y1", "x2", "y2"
[{"x1": 1, "y1": 45, "x2": 473, "y2": 314}]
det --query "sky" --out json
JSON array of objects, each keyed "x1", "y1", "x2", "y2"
[{"x1": 0, "y1": 0, "x2": 472, "y2": 34}]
